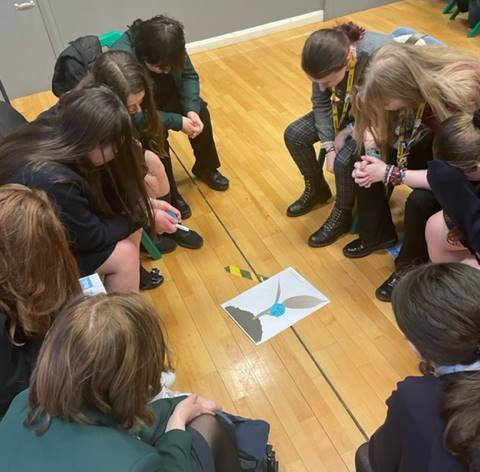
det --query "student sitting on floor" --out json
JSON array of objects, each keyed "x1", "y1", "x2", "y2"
[
  {"x1": 79, "y1": 49, "x2": 203, "y2": 251},
  {"x1": 349, "y1": 43, "x2": 480, "y2": 302},
  {"x1": 112, "y1": 14, "x2": 229, "y2": 217},
  {"x1": 356, "y1": 262, "x2": 479, "y2": 472},
  {"x1": 0, "y1": 184, "x2": 81, "y2": 416},
  {"x1": 0, "y1": 293, "x2": 242, "y2": 472},
  {"x1": 0, "y1": 86, "x2": 179, "y2": 291},
  {"x1": 426, "y1": 110, "x2": 480, "y2": 267}
]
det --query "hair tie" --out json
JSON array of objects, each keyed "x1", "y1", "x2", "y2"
[{"x1": 473, "y1": 109, "x2": 480, "y2": 129}]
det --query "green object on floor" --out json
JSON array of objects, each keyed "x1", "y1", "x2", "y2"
[
  {"x1": 468, "y1": 19, "x2": 480, "y2": 36},
  {"x1": 142, "y1": 231, "x2": 162, "y2": 260},
  {"x1": 450, "y1": 6, "x2": 461, "y2": 19},
  {"x1": 98, "y1": 30, "x2": 123, "y2": 48},
  {"x1": 443, "y1": 0, "x2": 457, "y2": 13}
]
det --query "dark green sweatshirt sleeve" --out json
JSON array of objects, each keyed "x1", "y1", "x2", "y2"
[
  {"x1": 136, "y1": 396, "x2": 192, "y2": 472},
  {"x1": 179, "y1": 55, "x2": 201, "y2": 115}
]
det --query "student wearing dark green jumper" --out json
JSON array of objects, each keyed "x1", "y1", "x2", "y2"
[
  {"x1": 113, "y1": 15, "x2": 229, "y2": 215},
  {"x1": 0, "y1": 294, "x2": 241, "y2": 472}
]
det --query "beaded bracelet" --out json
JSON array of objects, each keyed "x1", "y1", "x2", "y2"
[
  {"x1": 383, "y1": 164, "x2": 393, "y2": 184},
  {"x1": 388, "y1": 166, "x2": 407, "y2": 186},
  {"x1": 325, "y1": 145, "x2": 336, "y2": 154}
]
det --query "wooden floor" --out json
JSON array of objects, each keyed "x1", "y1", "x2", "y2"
[{"x1": 11, "y1": 1, "x2": 480, "y2": 470}]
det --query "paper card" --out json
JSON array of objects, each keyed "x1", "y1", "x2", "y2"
[
  {"x1": 221, "y1": 267, "x2": 330, "y2": 345},
  {"x1": 79, "y1": 273, "x2": 107, "y2": 295}
]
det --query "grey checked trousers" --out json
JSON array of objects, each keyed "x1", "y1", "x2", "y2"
[{"x1": 284, "y1": 111, "x2": 358, "y2": 211}]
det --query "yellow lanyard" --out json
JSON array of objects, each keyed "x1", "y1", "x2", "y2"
[
  {"x1": 331, "y1": 56, "x2": 357, "y2": 134},
  {"x1": 396, "y1": 102, "x2": 426, "y2": 168}
]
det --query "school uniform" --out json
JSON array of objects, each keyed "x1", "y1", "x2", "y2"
[
  {"x1": 0, "y1": 314, "x2": 42, "y2": 416},
  {"x1": 0, "y1": 389, "x2": 213, "y2": 472},
  {"x1": 427, "y1": 159, "x2": 480, "y2": 261},
  {"x1": 5, "y1": 162, "x2": 139, "y2": 276},
  {"x1": 359, "y1": 375, "x2": 464, "y2": 472},
  {"x1": 112, "y1": 31, "x2": 222, "y2": 191}
]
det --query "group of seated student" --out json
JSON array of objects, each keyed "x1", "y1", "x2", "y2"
[
  {"x1": 286, "y1": 21, "x2": 480, "y2": 304},
  {"x1": 2, "y1": 9, "x2": 480, "y2": 472}
]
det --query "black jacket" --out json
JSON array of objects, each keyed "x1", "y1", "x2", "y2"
[
  {"x1": 0, "y1": 312, "x2": 42, "y2": 416},
  {"x1": 369, "y1": 375, "x2": 464, "y2": 471},
  {"x1": 51, "y1": 35, "x2": 101, "y2": 97}
]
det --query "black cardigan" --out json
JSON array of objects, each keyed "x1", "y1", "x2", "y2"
[
  {"x1": 6, "y1": 162, "x2": 138, "y2": 275},
  {"x1": 427, "y1": 160, "x2": 480, "y2": 260},
  {"x1": 0, "y1": 312, "x2": 42, "y2": 416}
]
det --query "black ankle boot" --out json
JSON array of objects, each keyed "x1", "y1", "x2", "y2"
[
  {"x1": 287, "y1": 175, "x2": 331, "y2": 217},
  {"x1": 308, "y1": 208, "x2": 352, "y2": 247}
]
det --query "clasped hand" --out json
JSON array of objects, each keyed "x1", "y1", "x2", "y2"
[
  {"x1": 182, "y1": 111, "x2": 204, "y2": 139},
  {"x1": 352, "y1": 155, "x2": 387, "y2": 188}
]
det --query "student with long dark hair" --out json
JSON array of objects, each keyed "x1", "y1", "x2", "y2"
[
  {"x1": 113, "y1": 14, "x2": 229, "y2": 215},
  {"x1": 0, "y1": 86, "x2": 176, "y2": 292},
  {"x1": 0, "y1": 184, "x2": 81, "y2": 416},
  {"x1": 0, "y1": 293, "x2": 242, "y2": 471},
  {"x1": 81, "y1": 50, "x2": 203, "y2": 251},
  {"x1": 356, "y1": 263, "x2": 479, "y2": 472},
  {"x1": 284, "y1": 23, "x2": 389, "y2": 247}
]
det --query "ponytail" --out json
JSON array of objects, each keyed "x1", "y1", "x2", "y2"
[
  {"x1": 301, "y1": 22, "x2": 364, "y2": 79},
  {"x1": 443, "y1": 372, "x2": 480, "y2": 470},
  {"x1": 336, "y1": 22, "x2": 366, "y2": 43}
]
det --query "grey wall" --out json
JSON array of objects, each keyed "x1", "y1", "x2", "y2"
[
  {"x1": 324, "y1": 0, "x2": 396, "y2": 20},
  {"x1": 45, "y1": 0, "x2": 323, "y2": 45}
]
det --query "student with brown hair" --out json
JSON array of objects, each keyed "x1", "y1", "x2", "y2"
[
  {"x1": 356, "y1": 263, "x2": 479, "y2": 472},
  {"x1": 284, "y1": 23, "x2": 390, "y2": 247},
  {"x1": 0, "y1": 293, "x2": 241, "y2": 472},
  {"x1": 426, "y1": 110, "x2": 480, "y2": 267},
  {"x1": 113, "y1": 14, "x2": 229, "y2": 209},
  {"x1": 0, "y1": 184, "x2": 81, "y2": 416}
]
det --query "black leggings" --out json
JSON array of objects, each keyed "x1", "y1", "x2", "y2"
[{"x1": 188, "y1": 415, "x2": 241, "y2": 472}]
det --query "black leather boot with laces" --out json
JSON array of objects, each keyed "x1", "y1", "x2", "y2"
[
  {"x1": 287, "y1": 175, "x2": 331, "y2": 217},
  {"x1": 308, "y1": 207, "x2": 352, "y2": 247}
]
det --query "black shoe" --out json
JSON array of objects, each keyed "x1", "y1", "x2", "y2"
[
  {"x1": 375, "y1": 271, "x2": 403, "y2": 302},
  {"x1": 169, "y1": 228, "x2": 204, "y2": 249},
  {"x1": 308, "y1": 208, "x2": 352, "y2": 247},
  {"x1": 287, "y1": 175, "x2": 331, "y2": 217},
  {"x1": 155, "y1": 235, "x2": 177, "y2": 254},
  {"x1": 342, "y1": 236, "x2": 398, "y2": 259},
  {"x1": 172, "y1": 194, "x2": 192, "y2": 220},
  {"x1": 193, "y1": 170, "x2": 229, "y2": 191},
  {"x1": 139, "y1": 266, "x2": 164, "y2": 290}
]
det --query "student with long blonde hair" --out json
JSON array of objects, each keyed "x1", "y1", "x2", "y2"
[
  {"x1": 345, "y1": 43, "x2": 480, "y2": 302},
  {"x1": 0, "y1": 184, "x2": 81, "y2": 416},
  {"x1": 0, "y1": 293, "x2": 241, "y2": 471}
]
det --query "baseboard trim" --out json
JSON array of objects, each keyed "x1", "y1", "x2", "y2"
[{"x1": 186, "y1": 10, "x2": 324, "y2": 54}]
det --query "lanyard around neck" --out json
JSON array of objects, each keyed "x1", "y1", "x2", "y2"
[
  {"x1": 396, "y1": 102, "x2": 426, "y2": 168},
  {"x1": 331, "y1": 55, "x2": 357, "y2": 134}
]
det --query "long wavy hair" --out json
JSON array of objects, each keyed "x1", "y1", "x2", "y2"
[
  {"x1": 353, "y1": 43, "x2": 480, "y2": 158},
  {"x1": 25, "y1": 293, "x2": 172, "y2": 434},
  {"x1": 0, "y1": 86, "x2": 154, "y2": 230},
  {"x1": 79, "y1": 50, "x2": 165, "y2": 156},
  {"x1": 392, "y1": 263, "x2": 480, "y2": 470},
  {"x1": 0, "y1": 184, "x2": 80, "y2": 342}
]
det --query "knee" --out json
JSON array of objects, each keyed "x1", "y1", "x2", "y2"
[
  {"x1": 334, "y1": 152, "x2": 355, "y2": 176},
  {"x1": 284, "y1": 122, "x2": 309, "y2": 148},
  {"x1": 405, "y1": 189, "x2": 435, "y2": 214},
  {"x1": 115, "y1": 237, "x2": 140, "y2": 268}
]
